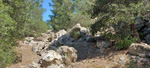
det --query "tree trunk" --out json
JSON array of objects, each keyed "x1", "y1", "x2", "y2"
[{"x1": 130, "y1": 24, "x2": 141, "y2": 43}]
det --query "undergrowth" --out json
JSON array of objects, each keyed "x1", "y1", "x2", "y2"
[{"x1": 103, "y1": 33, "x2": 137, "y2": 50}]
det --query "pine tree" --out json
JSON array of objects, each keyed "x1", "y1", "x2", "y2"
[
  {"x1": 48, "y1": 0, "x2": 74, "y2": 30},
  {"x1": 0, "y1": 0, "x2": 49, "y2": 67},
  {"x1": 90, "y1": 0, "x2": 150, "y2": 49},
  {"x1": 48, "y1": 0, "x2": 94, "y2": 30}
]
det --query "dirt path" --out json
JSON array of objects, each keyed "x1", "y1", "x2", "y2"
[{"x1": 10, "y1": 41, "x2": 40, "y2": 68}]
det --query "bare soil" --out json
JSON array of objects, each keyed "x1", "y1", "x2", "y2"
[
  {"x1": 67, "y1": 42, "x2": 129, "y2": 68},
  {"x1": 10, "y1": 41, "x2": 40, "y2": 68}
]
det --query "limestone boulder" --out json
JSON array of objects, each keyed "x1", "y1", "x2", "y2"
[
  {"x1": 32, "y1": 42, "x2": 51, "y2": 55},
  {"x1": 40, "y1": 50, "x2": 64, "y2": 68},
  {"x1": 56, "y1": 30, "x2": 67, "y2": 38},
  {"x1": 128, "y1": 43, "x2": 150, "y2": 57},
  {"x1": 80, "y1": 27, "x2": 89, "y2": 36},
  {"x1": 25, "y1": 37, "x2": 34, "y2": 42},
  {"x1": 56, "y1": 46, "x2": 77, "y2": 65}
]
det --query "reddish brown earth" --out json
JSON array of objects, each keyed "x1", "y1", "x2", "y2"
[
  {"x1": 10, "y1": 41, "x2": 40, "y2": 68},
  {"x1": 67, "y1": 45, "x2": 129, "y2": 68}
]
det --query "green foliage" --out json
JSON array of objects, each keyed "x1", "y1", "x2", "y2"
[
  {"x1": 0, "y1": 39, "x2": 17, "y2": 68},
  {"x1": 90, "y1": 16, "x2": 110, "y2": 35},
  {"x1": 102, "y1": 33, "x2": 137, "y2": 50},
  {"x1": 69, "y1": 30, "x2": 81, "y2": 40},
  {"x1": 91, "y1": 0, "x2": 150, "y2": 35},
  {"x1": 0, "y1": 0, "x2": 49, "y2": 67},
  {"x1": 49, "y1": 0, "x2": 94, "y2": 31},
  {"x1": 91, "y1": 0, "x2": 150, "y2": 49},
  {"x1": 48, "y1": 0, "x2": 74, "y2": 30},
  {"x1": 116, "y1": 36, "x2": 137, "y2": 50}
]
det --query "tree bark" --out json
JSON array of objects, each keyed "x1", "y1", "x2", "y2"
[{"x1": 130, "y1": 23, "x2": 141, "y2": 43}]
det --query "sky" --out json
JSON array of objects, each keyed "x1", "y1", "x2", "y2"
[{"x1": 42, "y1": 0, "x2": 54, "y2": 22}]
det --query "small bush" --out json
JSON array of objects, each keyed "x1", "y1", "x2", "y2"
[
  {"x1": 102, "y1": 33, "x2": 137, "y2": 50},
  {"x1": 69, "y1": 30, "x2": 81, "y2": 40},
  {"x1": 0, "y1": 40, "x2": 17, "y2": 68},
  {"x1": 115, "y1": 36, "x2": 137, "y2": 50}
]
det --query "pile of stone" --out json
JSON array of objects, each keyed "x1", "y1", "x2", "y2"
[
  {"x1": 25, "y1": 30, "x2": 78, "y2": 68},
  {"x1": 23, "y1": 23, "x2": 112, "y2": 68},
  {"x1": 22, "y1": 24, "x2": 91, "y2": 68}
]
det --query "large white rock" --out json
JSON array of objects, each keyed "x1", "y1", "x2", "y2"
[
  {"x1": 23, "y1": 37, "x2": 34, "y2": 45},
  {"x1": 72, "y1": 23, "x2": 82, "y2": 30},
  {"x1": 25, "y1": 37, "x2": 34, "y2": 41},
  {"x1": 40, "y1": 50, "x2": 64, "y2": 68},
  {"x1": 32, "y1": 42, "x2": 51, "y2": 55},
  {"x1": 128, "y1": 43, "x2": 150, "y2": 57},
  {"x1": 28, "y1": 40, "x2": 38, "y2": 46},
  {"x1": 56, "y1": 30, "x2": 67, "y2": 38},
  {"x1": 80, "y1": 27, "x2": 89, "y2": 36},
  {"x1": 69, "y1": 23, "x2": 81, "y2": 33},
  {"x1": 56, "y1": 46, "x2": 77, "y2": 65}
]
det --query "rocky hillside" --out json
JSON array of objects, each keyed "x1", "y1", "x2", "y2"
[{"x1": 10, "y1": 23, "x2": 150, "y2": 68}]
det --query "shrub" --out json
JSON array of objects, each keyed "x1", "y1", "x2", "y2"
[
  {"x1": 115, "y1": 36, "x2": 137, "y2": 50},
  {"x1": 0, "y1": 39, "x2": 17, "y2": 68},
  {"x1": 102, "y1": 33, "x2": 137, "y2": 50},
  {"x1": 0, "y1": 0, "x2": 50, "y2": 67},
  {"x1": 69, "y1": 30, "x2": 81, "y2": 40}
]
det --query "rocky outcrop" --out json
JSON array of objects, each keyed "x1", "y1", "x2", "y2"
[
  {"x1": 32, "y1": 42, "x2": 51, "y2": 56},
  {"x1": 35, "y1": 31, "x2": 56, "y2": 42},
  {"x1": 56, "y1": 46, "x2": 77, "y2": 65},
  {"x1": 23, "y1": 37, "x2": 35, "y2": 45},
  {"x1": 25, "y1": 37, "x2": 34, "y2": 42},
  {"x1": 39, "y1": 50, "x2": 64, "y2": 68},
  {"x1": 38, "y1": 46, "x2": 77, "y2": 68},
  {"x1": 25, "y1": 24, "x2": 109, "y2": 68},
  {"x1": 71, "y1": 23, "x2": 82, "y2": 31},
  {"x1": 56, "y1": 30, "x2": 67, "y2": 38},
  {"x1": 96, "y1": 37, "x2": 111, "y2": 53},
  {"x1": 26, "y1": 29, "x2": 78, "y2": 68},
  {"x1": 68, "y1": 23, "x2": 89, "y2": 40},
  {"x1": 128, "y1": 43, "x2": 150, "y2": 57}
]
